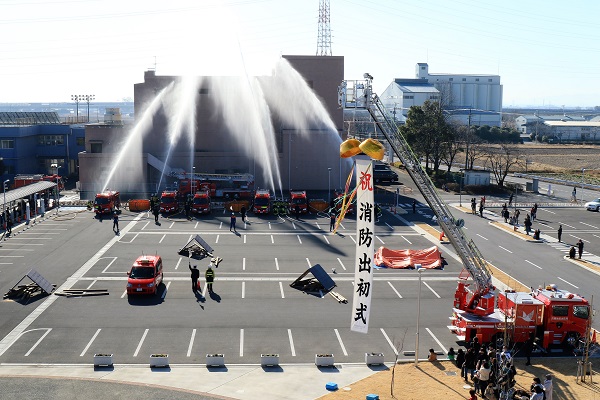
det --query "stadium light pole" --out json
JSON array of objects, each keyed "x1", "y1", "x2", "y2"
[
  {"x1": 71, "y1": 95, "x2": 81, "y2": 122},
  {"x1": 415, "y1": 265, "x2": 425, "y2": 365},
  {"x1": 327, "y1": 168, "x2": 332, "y2": 205},
  {"x1": 83, "y1": 94, "x2": 95, "y2": 122}
]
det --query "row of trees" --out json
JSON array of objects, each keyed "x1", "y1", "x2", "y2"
[{"x1": 398, "y1": 101, "x2": 522, "y2": 187}]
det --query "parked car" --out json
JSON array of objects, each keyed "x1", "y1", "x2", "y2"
[
  {"x1": 373, "y1": 163, "x2": 399, "y2": 184},
  {"x1": 585, "y1": 198, "x2": 600, "y2": 211}
]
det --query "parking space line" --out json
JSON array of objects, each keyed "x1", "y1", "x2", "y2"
[
  {"x1": 349, "y1": 235, "x2": 356, "y2": 244},
  {"x1": 292, "y1": 222, "x2": 296, "y2": 230},
  {"x1": 340, "y1": 223, "x2": 346, "y2": 230},
  {"x1": 287, "y1": 329, "x2": 296, "y2": 356},
  {"x1": 101, "y1": 257, "x2": 118, "y2": 273},
  {"x1": 161, "y1": 282, "x2": 170, "y2": 299},
  {"x1": 279, "y1": 282, "x2": 285, "y2": 298},
  {"x1": 194, "y1": 222, "x2": 199, "y2": 229},
  {"x1": 159, "y1": 234, "x2": 166, "y2": 243},
  {"x1": 525, "y1": 260, "x2": 542, "y2": 270},
  {"x1": 271, "y1": 235, "x2": 274, "y2": 244},
  {"x1": 426, "y1": 328, "x2": 447, "y2": 354},
  {"x1": 244, "y1": 235, "x2": 247, "y2": 244},
  {"x1": 7, "y1": 238, "x2": 52, "y2": 240},
  {"x1": 269, "y1": 222, "x2": 271, "y2": 230},
  {"x1": 215, "y1": 235, "x2": 219, "y2": 244},
  {"x1": 306, "y1": 258, "x2": 311, "y2": 268},
  {"x1": 297, "y1": 235, "x2": 302, "y2": 244},
  {"x1": 121, "y1": 290, "x2": 127, "y2": 299},
  {"x1": 169, "y1": 222, "x2": 175, "y2": 229},
  {"x1": 187, "y1": 329, "x2": 196, "y2": 357},
  {"x1": 559, "y1": 222, "x2": 576, "y2": 229},
  {"x1": 380, "y1": 328, "x2": 398, "y2": 356},
  {"x1": 423, "y1": 282, "x2": 441, "y2": 298},
  {"x1": 243, "y1": 258, "x2": 246, "y2": 271},
  {"x1": 498, "y1": 246, "x2": 513, "y2": 253},
  {"x1": 401, "y1": 235, "x2": 412, "y2": 244},
  {"x1": 323, "y1": 235, "x2": 330, "y2": 244},
  {"x1": 118, "y1": 233, "x2": 139, "y2": 244},
  {"x1": 142, "y1": 222, "x2": 150, "y2": 230},
  {"x1": 24, "y1": 328, "x2": 52, "y2": 357},
  {"x1": 337, "y1": 258, "x2": 346, "y2": 271},
  {"x1": 334, "y1": 329, "x2": 348, "y2": 356},
  {"x1": 580, "y1": 222, "x2": 599, "y2": 229},
  {"x1": 242, "y1": 282, "x2": 245, "y2": 299},
  {"x1": 0, "y1": 263, "x2": 13, "y2": 265},
  {"x1": 542, "y1": 208, "x2": 556, "y2": 215},
  {"x1": 376, "y1": 236, "x2": 385, "y2": 244},
  {"x1": 86, "y1": 280, "x2": 97, "y2": 290},
  {"x1": 568, "y1": 234, "x2": 590, "y2": 243},
  {"x1": 387, "y1": 282, "x2": 403, "y2": 298},
  {"x1": 133, "y1": 329, "x2": 149, "y2": 357},
  {"x1": 274, "y1": 258, "x2": 279, "y2": 271},
  {"x1": 0, "y1": 249, "x2": 33, "y2": 252},
  {"x1": 557, "y1": 277, "x2": 579, "y2": 289},
  {"x1": 175, "y1": 257, "x2": 182, "y2": 270},
  {"x1": 240, "y1": 329, "x2": 244, "y2": 357},
  {"x1": 202, "y1": 283, "x2": 207, "y2": 298},
  {"x1": 385, "y1": 222, "x2": 393, "y2": 229},
  {"x1": 19, "y1": 232, "x2": 60, "y2": 235},
  {"x1": 219, "y1": 222, "x2": 223, "y2": 229},
  {"x1": 80, "y1": 329, "x2": 101, "y2": 357},
  {"x1": 476, "y1": 234, "x2": 488, "y2": 241},
  {"x1": 316, "y1": 222, "x2": 321, "y2": 229}
]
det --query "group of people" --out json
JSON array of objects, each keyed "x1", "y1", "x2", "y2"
[
  {"x1": 470, "y1": 197, "x2": 485, "y2": 217},
  {"x1": 452, "y1": 337, "x2": 553, "y2": 400},
  {"x1": 188, "y1": 263, "x2": 215, "y2": 294}
]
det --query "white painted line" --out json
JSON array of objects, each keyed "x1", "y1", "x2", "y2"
[
  {"x1": 101, "y1": 257, "x2": 118, "y2": 273},
  {"x1": 380, "y1": 328, "x2": 398, "y2": 356},
  {"x1": 0, "y1": 255, "x2": 24, "y2": 258},
  {"x1": 559, "y1": 222, "x2": 576, "y2": 229},
  {"x1": 19, "y1": 232, "x2": 60, "y2": 235},
  {"x1": 118, "y1": 233, "x2": 139, "y2": 244},
  {"x1": 142, "y1": 222, "x2": 150, "y2": 230},
  {"x1": 297, "y1": 235, "x2": 302, "y2": 244},
  {"x1": 169, "y1": 222, "x2": 175, "y2": 229},
  {"x1": 292, "y1": 222, "x2": 296, "y2": 230},
  {"x1": 525, "y1": 260, "x2": 542, "y2": 270},
  {"x1": 0, "y1": 263, "x2": 13, "y2": 265},
  {"x1": 287, "y1": 329, "x2": 296, "y2": 356},
  {"x1": 202, "y1": 282, "x2": 207, "y2": 298},
  {"x1": 187, "y1": 329, "x2": 196, "y2": 357},
  {"x1": 337, "y1": 258, "x2": 347, "y2": 271},
  {"x1": 476, "y1": 234, "x2": 488, "y2": 241},
  {"x1": 316, "y1": 222, "x2": 321, "y2": 229},
  {"x1": 0, "y1": 249, "x2": 33, "y2": 251},
  {"x1": 385, "y1": 222, "x2": 393, "y2": 229},
  {"x1": 269, "y1": 222, "x2": 271, "y2": 230},
  {"x1": 568, "y1": 234, "x2": 590, "y2": 243},
  {"x1": 241, "y1": 282, "x2": 245, "y2": 299},
  {"x1": 557, "y1": 277, "x2": 579, "y2": 289},
  {"x1": 244, "y1": 235, "x2": 247, "y2": 244},
  {"x1": 334, "y1": 328, "x2": 348, "y2": 356},
  {"x1": 121, "y1": 290, "x2": 127, "y2": 299},
  {"x1": 580, "y1": 222, "x2": 599, "y2": 230},
  {"x1": 423, "y1": 282, "x2": 441, "y2": 298},
  {"x1": 401, "y1": 235, "x2": 412, "y2": 245},
  {"x1": 376, "y1": 236, "x2": 385, "y2": 244},
  {"x1": 340, "y1": 223, "x2": 346, "y2": 230},
  {"x1": 215, "y1": 235, "x2": 219, "y2": 244},
  {"x1": 538, "y1": 222, "x2": 552, "y2": 228},
  {"x1": 240, "y1": 329, "x2": 244, "y2": 357},
  {"x1": 542, "y1": 208, "x2": 556, "y2": 215},
  {"x1": 219, "y1": 222, "x2": 223, "y2": 230},
  {"x1": 594, "y1": 234, "x2": 600, "y2": 240},
  {"x1": 80, "y1": 329, "x2": 101, "y2": 357},
  {"x1": 388, "y1": 281, "x2": 403, "y2": 298},
  {"x1": 175, "y1": 257, "x2": 182, "y2": 270},
  {"x1": 426, "y1": 328, "x2": 447, "y2": 354},
  {"x1": 279, "y1": 282, "x2": 285, "y2": 298},
  {"x1": 159, "y1": 234, "x2": 166, "y2": 243},
  {"x1": 194, "y1": 222, "x2": 199, "y2": 229},
  {"x1": 274, "y1": 258, "x2": 279, "y2": 271},
  {"x1": 243, "y1": 258, "x2": 246, "y2": 271},
  {"x1": 7, "y1": 238, "x2": 52, "y2": 240},
  {"x1": 133, "y1": 329, "x2": 149, "y2": 357},
  {"x1": 24, "y1": 328, "x2": 52, "y2": 357},
  {"x1": 498, "y1": 246, "x2": 513, "y2": 253},
  {"x1": 161, "y1": 282, "x2": 170, "y2": 299},
  {"x1": 306, "y1": 258, "x2": 311, "y2": 268},
  {"x1": 271, "y1": 235, "x2": 274, "y2": 244},
  {"x1": 323, "y1": 235, "x2": 330, "y2": 244},
  {"x1": 86, "y1": 280, "x2": 97, "y2": 290},
  {"x1": 350, "y1": 235, "x2": 356, "y2": 244}
]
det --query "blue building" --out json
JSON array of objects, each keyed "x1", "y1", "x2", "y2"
[{"x1": 0, "y1": 112, "x2": 85, "y2": 183}]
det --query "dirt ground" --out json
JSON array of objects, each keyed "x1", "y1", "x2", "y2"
[{"x1": 319, "y1": 358, "x2": 599, "y2": 400}]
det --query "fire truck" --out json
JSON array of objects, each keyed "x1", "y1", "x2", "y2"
[
  {"x1": 253, "y1": 189, "x2": 271, "y2": 214},
  {"x1": 93, "y1": 191, "x2": 121, "y2": 215},
  {"x1": 339, "y1": 76, "x2": 592, "y2": 350},
  {"x1": 171, "y1": 171, "x2": 254, "y2": 199},
  {"x1": 159, "y1": 190, "x2": 179, "y2": 213},
  {"x1": 191, "y1": 189, "x2": 211, "y2": 214},
  {"x1": 14, "y1": 174, "x2": 64, "y2": 190},
  {"x1": 289, "y1": 190, "x2": 308, "y2": 214}
]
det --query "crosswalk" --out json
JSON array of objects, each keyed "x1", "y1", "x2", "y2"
[{"x1": 545, "y1": 240, "x2": 594, "y2": 258}]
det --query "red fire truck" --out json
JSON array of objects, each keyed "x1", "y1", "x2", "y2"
[
  {"x1": 172, "y1": 171, "x2": 254, "y2": 199},
  {"x1": 14, "y1": 174, "x2": 64, "y2": 190},
  {"x1": 191, "y1": 190, "x2": 211, "y2": 214},
  {"x1": 289, "y1": 190, "x2": 308, "y2": 214},
  {"x1": 159, "y1": 191, "x2": 179, "y2": 213},
  {"x1": 93, "y1": 191, "x2": 121, "y2": 215},
  {"x1": 253, "y1": 189, "x2": 271, "y2": 214}
]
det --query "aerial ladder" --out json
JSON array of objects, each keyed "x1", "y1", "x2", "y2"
[{"x1": 339, "y1": 77, "x2": 494, "y2": 315}]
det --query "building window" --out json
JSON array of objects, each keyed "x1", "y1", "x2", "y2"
[
  {"x1": 1, "y1": 140, "x2": 14, "y2": 149},
  {"x1": 449, "y1": 78, "x2": 453, "y2": 81},
  {"x1": 38, "y1": 135, "x2": 64, "y2": 146},
  {"x1": 421, "y1": 66, "x2": 425, "y2": 70},
  {"x1": 488, "y1": 79, "x2": 493, "y2": 82},
  {"x1": 462, "y1": 78, "x2": 466, "y2": 81},
  {"x1": 403, "y1": 95, "x2": 414, "y2": 99},
  {"x1": 90, "y1": 142, "x2": 102, "y2": 153},
  {"x1": 76, "y1": 137, "x2": 85, "y2": 146},
  {"x1": 476, "y1": 78, "x2": 479, "y2": 82}
]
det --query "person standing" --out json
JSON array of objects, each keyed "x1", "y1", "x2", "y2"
[
  {"x1": 508, "y1": 193, "x2": 513, "y2": 206},
  {"x1": 240, "y1": 206, "x2": 247, "y2": 223},
  {"x1": 112, "y1": 212, "x2": 119, "y2": 233},
  {"x1": 577, "y1": 239, "x2": 584, "y2": 259},
  {"x1": 543, "y1": 374, "x2": 553, "y2": 400},
  {"x1": 230, "y1": 212, "x2": 237, "y2": 232},
  {"x1": 471, "y1": 198, "x2": 476, "y2": 215},
  {"x1": 6, "y1": 213, "x2": 12, "y2": 235},
  {"x1": 523, "y1": 335, "x2": 534, "y2": 366},
  {"x1": 189, "y1": 264, "x2": 200, "y2": 292},
  {"x1": 412, "y1": 199, "x2": 417, "y2": 214},
  {"x1": 153, "y1": 204, "x2": 159, "y2": 223},
  {"x1": 557, "y1": 225, "x2": 562, "y2": 242},
  {"x1": 205, "y1": 266, "x2": 215, "y2": 292},
  {"x1": 329, "y1": 210, "x2": 336, "y2": 232},
  {"x1": 478, "y1": 201, "x2": 484, "y2": 218}
]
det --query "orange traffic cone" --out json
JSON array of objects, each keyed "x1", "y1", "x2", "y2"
[{"x1": 439, "y1": 232, "x2": 445, "y2": 242}]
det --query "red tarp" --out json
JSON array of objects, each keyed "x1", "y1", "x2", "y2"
[{"x1": 374, "y1": 246, "x2": 444, "y2": 269}]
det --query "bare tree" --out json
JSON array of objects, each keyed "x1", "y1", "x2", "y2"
[
  {"x1": 486, "y1": 144, "x2": 522, "y2": 187},
  {"x1": 465, "y1": 136, "x2": 486, "y2": 170},
  {"x1": 441, "y1": 124, "x2": 465, "y2": 172},
  {"x1": 390, "y1": 328, "x2": 408, "y2": 399}
]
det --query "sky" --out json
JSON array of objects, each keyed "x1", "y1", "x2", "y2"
[{"x1": 1, "y1": 0, "x2": 599, "y2": 107}]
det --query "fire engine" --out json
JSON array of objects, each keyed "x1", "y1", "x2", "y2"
[
  {"x1": 253, "y1": 189, "x2": 271, "y2": 214},
  {"x1": 14, "y1": 174, "x2": 64, "y2": 190},
  {"x1": 170, "y1": 171, "x2": 254, "y2": 199},
  {"x1": 191, "y1": 189, "x2": 211, "y2": 214},
  {"x1": 93, "y1": 191, "x2": 121, "y2": 215},
  {"x1": 289, "y1": 190, "x2": 308, "y2": 214},
  {"x1": 160, "y1": 191, "x2": 179, "y2": 213},
  {"x1": 338, "y1": 76, "x2": 593, "y2": 350}
]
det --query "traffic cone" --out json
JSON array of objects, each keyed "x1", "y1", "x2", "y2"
[{"x1": 439, "y1": 232, "x2": 445, "y2": 242}]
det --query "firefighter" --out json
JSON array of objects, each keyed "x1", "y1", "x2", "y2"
[
  {"x1": 189, "y1": 264, "x2": 200, "y2": 292},
  {"x1": 112, "y1": 211, "x2": 119, "y2": 233},
  {"x1": 153, "y1": 204, "x2": 160, "y2": 223},
  {"x1": 205, "y1": 266, "x2": 215, "y2": 293}
]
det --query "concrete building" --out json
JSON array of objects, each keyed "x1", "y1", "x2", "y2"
[
  {"x1": 415, "y1": 63, "x2": 502, "y2": 126},
  {"x1": 380, "y1": 79, "x2": 439, "y2": 119},
  {"x1": 78, "y1": 55, "x2": 347, "y2": 199},
  {"x1": 542, "y1": 121, "x2": 600, "y2": 143},
  {"x1": 515, "y1": 114, "x2": 587, "y2": 135}
]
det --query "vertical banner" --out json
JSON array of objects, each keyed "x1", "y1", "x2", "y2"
[{"x1": 351, "y1": 155, "x2": 375, "y2": 333}]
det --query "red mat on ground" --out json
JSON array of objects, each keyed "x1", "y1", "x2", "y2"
[{"x1": 374, "y1": 246, "x2": 443, "y2": 269}]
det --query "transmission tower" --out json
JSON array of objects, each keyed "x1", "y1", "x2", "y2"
[{"x1": 316, "y1": 0, "x2": 332, "y2": 56}]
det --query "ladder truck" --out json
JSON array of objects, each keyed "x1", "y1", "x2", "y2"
[{"x1": 338, "y1": 77, "x2": 591, "y2": 350}]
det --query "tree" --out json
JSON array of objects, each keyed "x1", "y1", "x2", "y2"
[
  {"x1": 485, "y1": 144, "x2": 522, "y2": 187},
  {"x1": 441, "y1": 123, "x2": 464, "y2": 172},
  {"x1": 465, "y1": 135, "x2": 486, "y2": 170}
]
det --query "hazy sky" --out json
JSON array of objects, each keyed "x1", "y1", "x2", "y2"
[{"x1": 1, "y1": 0, "x2": 599, "y2": 107}]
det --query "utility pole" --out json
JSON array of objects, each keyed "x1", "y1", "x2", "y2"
[
  {"x1": 316, "y1": 0, "x2": 332, "y2": 56},
  {"x1": 464, "y1": 107, "x2": 472, "y2": 170}
]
